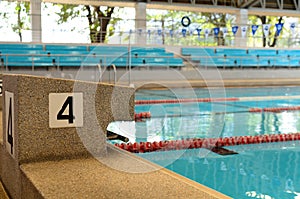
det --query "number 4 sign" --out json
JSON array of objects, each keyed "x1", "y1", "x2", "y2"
[
  {"x1": 49, "y1": 93, "x2": 83, "y2": 128},
  {"x1": 5, "y1": 91, "x2": 15, "y2": 157}
]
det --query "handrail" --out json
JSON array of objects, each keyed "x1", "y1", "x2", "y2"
[
  {"x1": 107, "y1": 64, "x2": 117, "y2": 85},
  {"x1": 97, "y1": 64, "x2": 102, "y2": 82}
]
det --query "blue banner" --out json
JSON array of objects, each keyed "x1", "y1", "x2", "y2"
[
  {"x1": 275, "y1": 23, "x2": 284, "y2": 36},
  {"x1": 251, "y1": 25, "x2": 258, "y2": 36},
  {"x1": 196, "y1": 28, "x2": 202, "y2": 36},
  {"x1": 182, "y1": 28, "x2": 187, "y2": 37},
  {"x1": 232, "y1": 26, "x2": 238, "y2": 35},
  {"x1": 157, "y1": 29, "x2": 162, "y2": 36},
  {"x1": 169, "y1": 30, "x2": 174, "y2": 37},
  {"x1": 147, "y1": 30, "x2": 151, "y2": 37},
  {"x1": 213, "y1": 27, "x2": 220, "y2": 36},
  {"x1": 290, "y1": 23, "x2": 296, "y2": 36},
  {"x1": 291, "y1": 23, "x2": 296, "y2": 29},
  {"x1": 190, "y1": 29, "x2": 194, "y2": 35},
  {"x1": 138, "y1": 28, "x2": 142, "y2": 36}
]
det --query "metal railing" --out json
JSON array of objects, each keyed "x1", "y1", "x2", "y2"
[{"x1": 187, "y1": 55, "x2": 300, "y2": 69}]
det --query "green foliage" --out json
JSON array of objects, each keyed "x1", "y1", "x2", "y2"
[
  {"x1": 55, "y1": 4, "x2": 82, "y2": 24},
  {"x1": 12, "y1": 2, "x2": 30, "y2": 41},
  {"x1": 249, "y1": 15, "x2": 286, "y2": 47},
  {"x1": 146, "y1": 10, "x2": 234, "y2": 46},
  {"x1": 0, "y1": 1, "x2": 30, "y2": 41},
  {"x1": 55, "y1": 4, "x2": 117, "y2": 43}
]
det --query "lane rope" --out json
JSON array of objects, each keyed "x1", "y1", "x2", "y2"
[
  {"x1": 134, "y1": 112, "x2": 151, "y2": 121},
  {"x1": 114, "y1": 133, "x2": 300, "y2": 153},
  {"x1": 135, "y1": 97, "x2": 239, "y2": 105},
  {"x1": 249, "y1": 106, "x2": 300, "y2": 113},
  {"x1": 135, "y1": 95, "x2": 300, "y2": 105}
]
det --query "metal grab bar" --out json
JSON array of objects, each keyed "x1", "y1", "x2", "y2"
[
  {"x1": 97, "y1": 64, "x2": 102, "y2": 82},
  {"x1": 98, "y1": 63, "x2": 117, "y2": 84},
  {"x1": 107, "y1": 64, "x2": 116, "y2": 85}
]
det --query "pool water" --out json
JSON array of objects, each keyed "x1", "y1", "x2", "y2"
[
  {"x1": 139, "y1": 142, "x2": 300, "y2": 199},
  {"x1": 133, "y1": 87, "x2": 300, "y2": 142},
  {"x1": 110, "y1": 86, "x2": 300, "y2": 199}
]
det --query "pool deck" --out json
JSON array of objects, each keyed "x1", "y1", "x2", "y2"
[
  {"x1": 6, "y1": 68, "x2": 300, "y2": 89},
  {"x1": 19, "y1": 145, "x2": 231, "y2": 199},
  {"x1": 103, "y1": 68, "x2": 300, "y2": 89},
  {"x1": 0, "y1": 139, "x2": 232, "y2": 199}
]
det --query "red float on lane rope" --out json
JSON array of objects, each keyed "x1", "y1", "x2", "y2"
[
  {"x1": 134, "y1": 112, "x2": 151, "y2": 120},
  {"x1": 135, "y1": 97, "x2": 239, "y2": 105},
  {"x1": 249, "y1": 106, "x2": 300, "y2": 113},
  {"x1": 114, "y1": 133, "x2": 300, "y2": 153}
]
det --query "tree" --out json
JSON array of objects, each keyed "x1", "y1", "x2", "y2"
[
  {"x1": 256, "y1": 15, "x2": 284, "y2": 47},
  {"x1": 201, "y1": 13, "x2": 234, "y2": 46},
  {"x1": 146, "y1": 11, "x2": 234, "y2": 46},
  {"x1": 14, "y1": 2, "x2": 30, "y2": 42},
  {"x1": 56, "y1": 4, "x2": 116, "y2": 43},
  {"x1": 0, "y1": 1, "x2": 30, "y2": 42}
]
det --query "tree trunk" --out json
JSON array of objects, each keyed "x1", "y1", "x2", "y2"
[
  {"x1": 268, "y1": 16, "x2": 283, "y2": 47},
  {"x1": 17, "y1": 3, "x2": 22, "y2": 42},
  {"x1": 85, "y1": 5, "x2": 114, "y2": 43},
  {"x1": 161, "y1": 18, "x2": 165, "y2": 45},
  {"x1": 258, "y1": 16, "x2": 267, "y2": 47}
]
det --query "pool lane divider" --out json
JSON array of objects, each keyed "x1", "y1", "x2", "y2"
[
  {"x1": 135, "y1": 95, "x2": 300, "y2": 105},
  {"x1": 135, "y1": 97, "x2": 239, "y2": 105},
  {"x1": 114, "y1": 133, "x2": 300, "y2": 153},
  {"x1": 249, "y1": 106, "x2": 300, "y2": 113},
  {"x1": 134, "y1": 112, "x2": 151, "y2": 121}
]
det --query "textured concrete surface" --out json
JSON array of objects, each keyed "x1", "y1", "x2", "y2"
[
  {"x1": 20, "y1": 145, "x2": 231, "y2": 199},
  {"x1": 0, "y1": 74, "x2": 134, "y2": 198},
  {"x1": 2, "y1": 74, "x2": 134, "y2": 164},
  {"x1": 0, "y1": 180, "x2": 9, "y2": 199}
]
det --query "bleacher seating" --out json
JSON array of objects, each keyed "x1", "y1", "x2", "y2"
[
  {"x1": 182, "y1": 47, "x2": 300, "y2": 68},
  {"x1": 0, "y1": 43, "x2": 184, "y2": 69},
  {"x1": 2, "y1": 43, "x2": 300, "y2": 70}
]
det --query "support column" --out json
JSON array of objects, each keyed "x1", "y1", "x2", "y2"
[
  {"x1": 235, "y1": 9, "x2": 248, "y2": 47},
  {"x1": 135, "y1": 2, "x2": 147, "y2": 45},
  {"x1": 31, "y1": 0, "x2": 42, "y2": 42}
]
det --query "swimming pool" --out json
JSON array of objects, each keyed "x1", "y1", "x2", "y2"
[{"x1": 110, "y1": 86, "x2": 300, "y2": 199}]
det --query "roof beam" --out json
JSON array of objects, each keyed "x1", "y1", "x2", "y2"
[
  {"x1": 211, "y1": 0, "x2": 218, "y2": 6},
  {"x1": 238, "y1": 0, "x2": 260, "y2": 8},
  {"x1": 231, "y1": 0, "x2": 237, "y2": 6},
  {"x1": 277, "y1": 0, "x2": 283, "y2": 9},
  {"x1": 293, "y1": 0, "x2": 299, "y2": 10},
  {"x1": 259, "y1": 0, "x2": 266, "y2": 8},
  {"x1": 40, "y1": 0, "x2": 300, "y2": 17},
  {"x1": 248, "y1": 7, "x2": 300, "y2": 16}
]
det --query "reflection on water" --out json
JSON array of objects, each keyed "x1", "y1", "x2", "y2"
[
  {"x1": 139, "y1": 142, "x2": 300, "y2": 199},
  {"x1": 109, "y1": 111, "x2": 300, "y2": 143}
]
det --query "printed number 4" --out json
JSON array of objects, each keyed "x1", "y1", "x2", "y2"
[
  {"x1": 57, "y1": 96, "x2": 75, "y2": 124},
  {"x1": 7, "y1": 97, "x2": 13, "y2": 154}
]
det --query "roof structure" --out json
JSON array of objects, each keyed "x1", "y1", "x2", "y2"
[{"x1": 57, "y1": 0, "x2": 300, "y2": 17}]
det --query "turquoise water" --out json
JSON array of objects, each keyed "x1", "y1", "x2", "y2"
[
  {"x1": 133, "y1": 87, "x2": 300, "y2": 142},
  {"x1": 139, "y1": 142, "x2": 300, "y2": 199},
  {"x1": 110, "y1": 86, "x2": 300, "y2": 199}
]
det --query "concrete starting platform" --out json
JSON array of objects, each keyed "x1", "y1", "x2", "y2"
[{"x1": 0, "y1": 74, "x2": 231, "y2": 199}]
